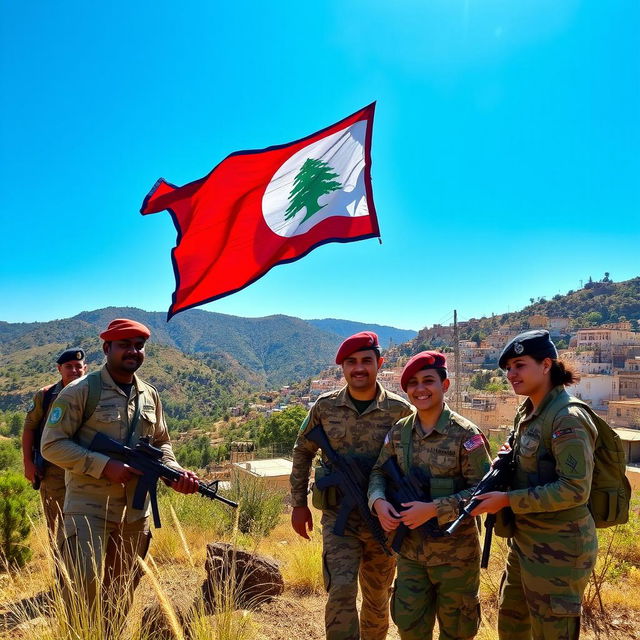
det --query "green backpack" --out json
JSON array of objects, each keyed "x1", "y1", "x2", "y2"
[{"x1": 539, "y1": 390, "x2": 631, "y2": 528}]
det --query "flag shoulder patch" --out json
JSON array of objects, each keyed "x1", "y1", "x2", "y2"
[{"x1": 463, "y1": 433, "x2": 485, "y2": 451}]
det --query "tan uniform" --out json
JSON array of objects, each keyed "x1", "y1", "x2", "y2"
[
  {"x1": 24, "y1": 381, "x2": 66, "y2": 541},
  {"x1": 40, "y1": 365, "x2": 182, "y2": 624},
  {"x1": 291, "y1": 383, "x2": 413, "y2": 640},
  {"x1": 369, "y1": 406, "x2": 491, "y2": 640}
]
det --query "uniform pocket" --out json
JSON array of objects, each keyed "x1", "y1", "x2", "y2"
[
  {"x1": 549, "y1": 593, "x2": 581, "y2": 617},
  {"x1": 93, "y1": 408, "x2": 120, "y2": 424},
  {"x1": 140, "y1": 409, "x2": 157, "y2": 436}
]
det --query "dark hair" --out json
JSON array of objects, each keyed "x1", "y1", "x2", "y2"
[
  {"x1": 533, "y1": 357, "x2": 579, "y2": 386},
  {"x1": 418, "y1": 366, "x2": 447, "y2": 381}
]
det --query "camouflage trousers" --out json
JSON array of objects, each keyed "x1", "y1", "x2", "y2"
[
  {"x1": 61, "y1": 514, "x2": 151, "y2": 632},
  {"x1": 391, "y1": 555, "x2": 480, "y2": 640},
  {"x1": 321, "y1": 511, "x2": 396, "y2": 640},
  {"x1": 498, "y1": 514, "x2": 598, "y2": 640},
  {"x1": 39, "y1": 463, "x2": 66, "y2": 548}
]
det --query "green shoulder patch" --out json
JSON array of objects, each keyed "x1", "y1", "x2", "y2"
[{"x1": 299, "y1": 414, "x2": 310, "y2": 432}]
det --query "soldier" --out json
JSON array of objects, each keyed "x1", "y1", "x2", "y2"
[
  {"x1": 290, "y1": 331, "x2": 413, "y2": 640},
  {"x1": 471, "y1": 330, "x2": 598, "y2": 640},
  {"x1": 369, "y1": 351, "x2": 490, "y2": 640},
  {"x1": 22, "y1": 348, "x2": 87, "y2": 542},
  {"x1": 41, "y1": 318, "x2": 200, "y2": 627}
]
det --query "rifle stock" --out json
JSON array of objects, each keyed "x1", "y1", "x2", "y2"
[{"x1": 89, "y1": 432, "x2": 237, "y2": 527}]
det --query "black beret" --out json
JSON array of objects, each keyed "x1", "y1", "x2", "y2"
[
  {"x1": 56, "y1": 348, "x2": 85, "y2": 365},
  {"x1": 498, "y1": 330, "x2": 558, "y2": 369}
]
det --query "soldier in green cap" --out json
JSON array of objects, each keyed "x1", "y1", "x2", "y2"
[
  {"x1": 472, "y1": 330, "x2": 598, "y2": 640},
  {"x1": 22, "y1": 347, "x2": 87, "y2": 542},
  {"x1": 369, "y1": 351, "x2": 490, "y2": 640}
]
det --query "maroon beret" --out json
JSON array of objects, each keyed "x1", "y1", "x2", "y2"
[
  {"x1": 100, "y1": 318, "x2": 151, "y2": 341},
  {"x1": 335, "y1": 331, "x2": 380, "y2": 364},
  {"x1": 401, "y1": 351, "x2": 447, "y2": 391}
]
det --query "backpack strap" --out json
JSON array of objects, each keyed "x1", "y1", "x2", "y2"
[
  {"x1": 400, "y1": 417, "x2": 414, "y2": 471},
  {"x1": 82, "y1": 371, "x2": 103, "y2": 423}
]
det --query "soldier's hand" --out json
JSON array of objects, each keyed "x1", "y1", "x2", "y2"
[
  {"x1": 399, "y1": 501, "x2": 437, "y2": 529},
  {"x1": 172, "y1": 470, "x2": 199, "y2": 494},
  {"x1": 372, "y1": 499, "x2": 401, "y2": 532},
  {"x1": 102, "y1": 459, "x2": 143, "y2": 485},
  {"x1": 469, "y1": 491, "x2": 510, "y2": 516},
  {"x1": 291, "y1": 505, "x2": 313, "y2": 539},
  {"x1": 24, "y1": 459, "x2": 38, "y2": 483}
]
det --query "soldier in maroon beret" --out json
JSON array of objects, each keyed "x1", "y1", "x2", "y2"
[
  {"x1": 369, "y1": 351, "x2": 490, "y2": 640},
  {"x1": 290, "y1": 331, "x2": 413, "y2": 640}
]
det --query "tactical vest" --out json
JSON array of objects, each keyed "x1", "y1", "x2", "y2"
[{"x1": 521, "y1": 388, "x2": 630, "y2": 528}]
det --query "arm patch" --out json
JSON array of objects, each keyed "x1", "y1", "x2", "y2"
[
  {"x1": 552, "y1": 427, "x2": 575, "y2": 440},
  {"x1": 463, "y1": 433, "x2": 485, "y2": 451}
]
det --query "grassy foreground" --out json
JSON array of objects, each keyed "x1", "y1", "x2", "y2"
[{"x1": 1, "y1": 489, "x2": 639, "y2": 640}]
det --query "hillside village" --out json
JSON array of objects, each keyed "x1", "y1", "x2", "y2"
[{"x1": 233, "y1": 309, "x2": 640, "y2": 488}]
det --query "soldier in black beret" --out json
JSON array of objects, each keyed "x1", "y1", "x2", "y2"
[
  {"x1": 22, "y1": 347, "x2": 87, "y2": 542},
  {"x1": 498, "y1": 330, "x2": 558, "y2": 370},
  {"x1": 473, "y1": 331, "x2": 600, "y2": 640}
]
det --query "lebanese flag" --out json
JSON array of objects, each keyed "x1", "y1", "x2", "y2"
[{"x1": 141, "y1": 104, "x2": 380, "y2": 319}]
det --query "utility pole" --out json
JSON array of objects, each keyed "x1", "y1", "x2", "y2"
[{"x1": 453, "y1": 310, "x2": 461, "y2": 412}]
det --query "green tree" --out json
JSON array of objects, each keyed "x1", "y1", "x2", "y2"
[
  {"x1": 0, "y1": 472, "x2": 34, "y2": 569},
  {"x1": 8, "y1": 415, "x2": 22, "y2": 437},
  {"x1": 0, "y1": 440, "x2": 21, "y2": 473},
  {"x1": 285, "y1": 158, "x2": 342, "y2": 223}
]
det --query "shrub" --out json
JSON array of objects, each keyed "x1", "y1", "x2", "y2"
[
  {"x1": 219, "y1": 474, "x2": 285, "y2": 538},
  {"x1": 0, "y1": 472, "x2": 35, "y2": 569}
]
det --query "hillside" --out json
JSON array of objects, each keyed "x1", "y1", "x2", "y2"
[
  {"x1": 0, "y1": 338, "x2": 250, "y2": 418},
  {"x1": 0, "y1": 307, "x2": 344, "y2": 389},
  {"x1": 389, "y1": 276, "x2": 640, "y2": 360},
  {"x1": 306, "y1": 318, "x2": 416, "y2": 346}
]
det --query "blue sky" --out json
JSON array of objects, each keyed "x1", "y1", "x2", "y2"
[{"x1": 1, "y1": 1, "x2": 638, "y2": 330}]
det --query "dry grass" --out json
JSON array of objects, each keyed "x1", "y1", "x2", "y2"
[{"x1": 2, "y1": 494, "x2": 640, "y2": 640}]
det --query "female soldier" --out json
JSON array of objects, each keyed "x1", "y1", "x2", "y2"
[
  {"x1": 368, "y1": 351, "x2": 491, "y2": 640},
  {"x1": 472, "y1": 329, "x2": 598, "y2": 640}
]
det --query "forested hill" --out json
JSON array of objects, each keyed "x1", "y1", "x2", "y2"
[
  {"x1": 306, "y1": 318, "x2": 416, "y2": 346},
  {"x1": 388, "y1": 276, "x2": 640, "y2": 360},
  {"x1": 0, "y1": 338, "x2": 250, "y2": 418},
  {"x1": 0, "y1": 307, "x2": 415, "y2": 394}
]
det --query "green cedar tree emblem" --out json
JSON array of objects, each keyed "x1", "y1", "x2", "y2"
[{"x1": 284, "y1": 158, "x2": 342, "y2": 223}]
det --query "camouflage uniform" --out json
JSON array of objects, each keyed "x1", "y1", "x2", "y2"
[
  {"x1": 369, "y1": 405, "x2": 491, "y2": 640},
  {"x1": 40, "y1": 365, "x2": 182, "y2": 619},
  {"x1": 290, "y1": 383, "x2": 412, "y2": 640},
  {"x1": 24, "y1": 381, "x2": 66, "y2": 542},
  {"x1": 499, "y1": 386, "x2": 598, "y2": 640}
]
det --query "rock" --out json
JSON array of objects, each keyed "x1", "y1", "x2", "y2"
[{"x1": 202, "y1": 543, "x2": 284, "y2": 612}]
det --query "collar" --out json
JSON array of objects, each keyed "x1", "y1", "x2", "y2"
[
  {"x1": 336, "y1": 382, "x2": 388, "y2": 414},
  {"x1": 518, "y1": 385, "x2": 565, "y2": 422},
  {"x1": 412, "y1": 403, "x2": 450, "y2": 439},
  {"x1": 100, "y1": 364, "x2": 143, "y2": 398}
]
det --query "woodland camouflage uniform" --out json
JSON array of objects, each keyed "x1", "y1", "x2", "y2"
[
  {"x1": 23, "y1": 381, "x2": 66, "y2": 541},
  {"x1": 290, "y1": 383, "x2": 412, "y2": 640},
  {"x1": 499, "y1": 385, "x2": 598, "y2": 640},
  {"x1": 369, "y1": 405, "x2": 491, "y2": 640}
]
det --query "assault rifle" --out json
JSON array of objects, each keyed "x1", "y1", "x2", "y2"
[
  {"x1": 381, "y1": 455, "x2": 444, "y2": 553},
  {"x1": 89, "y1": 433, "x2": 238, "y2": 527},
  {"x1": 306, "y1": 424, "x2": 392, "y2": 556},
  {"x1": 445, "y1": 432, "x2": 515, "y2": 568}
]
